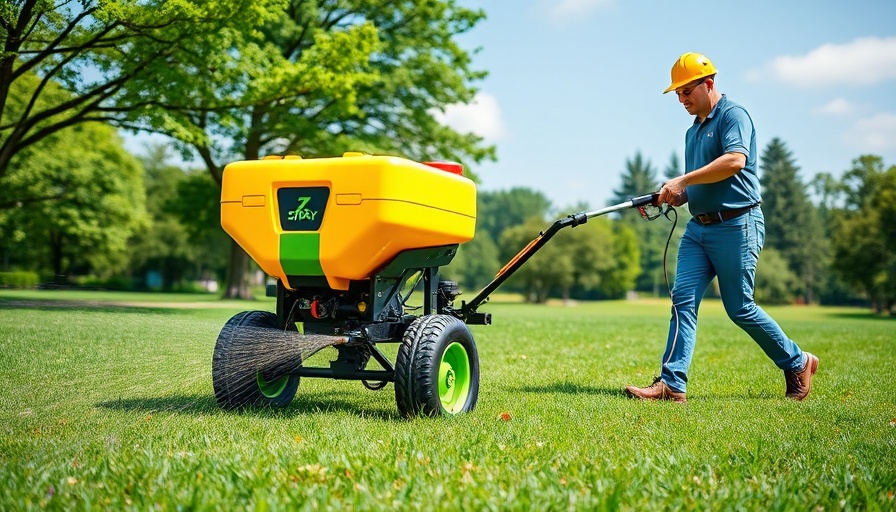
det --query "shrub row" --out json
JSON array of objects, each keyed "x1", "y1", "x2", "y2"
[{"x1": 0, "y1": 271, "x2": 40, "y2": 288}]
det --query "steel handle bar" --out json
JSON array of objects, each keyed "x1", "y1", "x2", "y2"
[{"x1": 455, "y1": 193, "x2": 658, "y2": 322}]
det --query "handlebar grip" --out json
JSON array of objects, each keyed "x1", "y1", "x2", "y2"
[{"x1": 631, "y1": 193, "x2": 659, "y2": 207}]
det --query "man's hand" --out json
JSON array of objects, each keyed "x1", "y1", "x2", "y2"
[{"x1": 658, "y1": 176, "x2": 688, "y2": 207}]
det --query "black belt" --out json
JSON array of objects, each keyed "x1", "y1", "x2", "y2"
[{"x1": 694, "y1": 204, "x2": 759, "y2": 225}]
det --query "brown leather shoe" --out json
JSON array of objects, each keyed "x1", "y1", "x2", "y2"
[
  {"x1": 785, "y1": 352, "x2": 819, "y2": 400},
  {"x1": 625, "y1": 377, "x2": 686, "y2": 403}
]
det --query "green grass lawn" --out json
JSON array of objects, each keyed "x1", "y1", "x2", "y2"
[{"x1": 1, "y1": 289, "x2": 894, "y2": 510}]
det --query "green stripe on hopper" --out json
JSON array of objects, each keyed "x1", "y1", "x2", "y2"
[{"x1": 279, "y1": 233, "x2": 324, "y2": 276}]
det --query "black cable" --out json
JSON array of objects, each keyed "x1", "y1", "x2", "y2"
[
  {"x1": 661, "y1": 206, "x2": 678, "y2": 298},
  {"x1": 659, "y1": 206, "x2": 679, "y2": 372},
  {"x1": 284, "y1": 297, "x2": 300, "y2": 332}
]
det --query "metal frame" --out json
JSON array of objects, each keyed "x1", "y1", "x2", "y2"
[
  {"x1": 275, "y1": 245, "x2": 460, "y2": 383},
  {"x1": 272, "y1": 194, "x2": 658, "y2": 384}
]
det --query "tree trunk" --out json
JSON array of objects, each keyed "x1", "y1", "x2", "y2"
[
  {"x1": 0, "y1": 10, "x2": 22, "y2": 179},
  {"x1": 223, "y1": 239, "x2": 253, "y2": 299},
  {"x1": 49, "y1": 231, "x2": 65, "y2": 284},
  {"x1": 804, "y1": 277, "x2": 814, "y2": 305},
  {"x1": 218, "y1": 107, "x2": 266, "y2": 300}
]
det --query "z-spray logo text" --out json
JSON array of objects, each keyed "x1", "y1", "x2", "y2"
[{"x1": 288, "y1": 197, "x2": 319, "y2": 222}]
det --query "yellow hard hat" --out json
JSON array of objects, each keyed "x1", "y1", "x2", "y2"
[{"x1": 663, "y1": 52, "x2": 717, "y2": 94}]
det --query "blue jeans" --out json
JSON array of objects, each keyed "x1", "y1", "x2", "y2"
[{"x1": 660, "y1": 208, "x2": 805, "y2": 393}]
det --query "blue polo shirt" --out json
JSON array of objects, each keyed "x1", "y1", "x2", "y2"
[{"x1": 684, "y1": 94, "x2": 761, "y2": 215}]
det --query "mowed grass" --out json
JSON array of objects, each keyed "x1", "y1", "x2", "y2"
[{"x1": 1, "y1": 290, "x2": 894, "y2": 510}]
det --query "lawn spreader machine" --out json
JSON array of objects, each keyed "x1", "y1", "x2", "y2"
[{"x1": 214, "y1": 153, "x2": 663, "y2": 417}]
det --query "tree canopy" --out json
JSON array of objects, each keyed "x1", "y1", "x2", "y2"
[
  {"x1": 759, "y1": 137, "x2": 826, "y2": 303},
  {"x1": 0, "y1": 120, "x2": 145, "y2": 278},
  {"x1": 476, "y1": 188, "x2": 553, "y2": 242},
  {"x1": 0, "y1": 0, "x2": 280, "y2": 177},
  {"x1": 123, "y1": 0, "x2": 494, "y2": 297},
  {"x1": 609, "y1": 151, "x2": 675, "y2": 294},
  {"x1": 827, "y1": 156, "x2": 896, "y2": 313},
  {"x1": 497, "y1": 215, "x2": 639, "y2": 303},
  {"x1": 663, "y1": 151, "x2": 682, "y2": 180},
  {"x1": 3, "y1": 0, "x2": 497, "y2": 297},
  {"x1": 611, "y1": 151, "x2": 659, "y2": 207}
]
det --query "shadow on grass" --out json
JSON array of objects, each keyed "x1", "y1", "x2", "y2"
[
  {"x1": 515, "y1": 382, "x2": 788, "y2": 402},
  {"x1": 0, "y1": 298, "x2": 186, "y2": 315},
  {"x1": 96, "y1": 391, "x2": 400, "y2": 420},
  {"x1": 97, "y1": 394, "x2": 220, "y2": 413},
  {"x1": 515, "y1": 381, "x2": 628, "y2": 397}
]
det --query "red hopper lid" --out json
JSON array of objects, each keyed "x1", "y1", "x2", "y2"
[{"x1": 423, "y1": 161, "x2": 464, "y2": 175}]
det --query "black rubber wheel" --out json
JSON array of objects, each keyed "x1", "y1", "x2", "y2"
[
  {"x1": 212, "y1": 310, "x2": 300, "y2": 409},
  {"x1": 394, "y1": 315, "x2": 480, "y2": 418}
]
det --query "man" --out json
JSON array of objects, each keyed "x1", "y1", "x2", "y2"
[{"x1": 624, "y1": 52, "x2": 818, "y2": 403}]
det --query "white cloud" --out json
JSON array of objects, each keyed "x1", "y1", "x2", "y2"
[
  {"x1": 768, "y1": 36, "x2": 896, "y2": 87},
  {"x1": 434, "y1": 92, "x2": 505, "y2": 142},
  {"x1": 844, "y1": 113, "x2": 896, "y2": 152},
  {"x1": 743, "y1": 68, "x2": 764, "y2": 83},
  {"x1": 813, "y1": 98, "x2": 856, "y2": 115},
  {"x1": 537, "y1": 0, "x2": 614, "y2": 21}
]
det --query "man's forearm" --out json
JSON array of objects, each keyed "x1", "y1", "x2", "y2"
[
  {"x1": 680, "y1": 152, "x2": 746, "y2": 186},
  {"x1": 657, "y1": 152, "x2": 745, "y2": 206}
]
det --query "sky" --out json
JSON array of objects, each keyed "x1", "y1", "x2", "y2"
[{"x1": 441, "y1": 0, "x2": 896, "y2": 210}]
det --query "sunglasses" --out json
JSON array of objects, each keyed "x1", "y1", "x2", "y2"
[{"x1": 676, "y1": 78, "x2": 707, "y2": 97}]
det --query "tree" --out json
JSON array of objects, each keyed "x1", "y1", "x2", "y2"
[
  {"x1": 442, "y1": 232, "x2": 501, "y2": 293},
  {"x1": 0, "y1": 0, "x2": 279, "y2": 177},
  {"x1": 828, "y1": 156, "x2": 896, "y2": 314},
  {"x1": 127, "y1": 144, "x2": 228, "y2": 291},
  {"x1": 758, "y1": 138, "x2": 826, "y2": 303},
  {"x1": 564, "y1": 215, "x2": 625, "y2": 300},
  {"x1": 0, "y1": 120, "x2": 146, "y2": 279},
  {"x1": 495, "y1": 214, "x2": 637, "y2": 303},
  {"x1": 497, "y1": 217, "x2": 573, "y2": 303},
  {"x1": 445, "y1": 187, "x2": 553, "y2": 297},
  {"x1": 124, "y1": 1, "x2": 495, "y2": 298},
  {"x1": 605, "y1": 223, "x2": 641, "y2": 299},
  {"x1": 754, "y1": 248, "x2": 798, "y2": 304},
  {"x1": 611, "y1": 152, "x2": 660, "y2": 207},
  {"x1": 810, "y1": 172, "x2": 854, "y2": 305},
  {"x1": 462, "y1": 188, "x2": 553, "y2": 246},
  {"x1": 1, "y1": 71, "x2": 74, "y2": 210},
  {"x1": 610, "y1": 151, "x2": 667, "y2": 294},
  {"x1": 663, "y1": 151, "x2": 682, "y2": 180},
  {"x1": 165, "y1": 169, "x2": 231, "y2": 288}
]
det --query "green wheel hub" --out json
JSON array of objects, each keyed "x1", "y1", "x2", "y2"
[
  {"x1": 395, "y1": 315, "x2": 479, "y2": 418},
  {"x1": 256, "y1": 370, "x2": 290, "y2": 398},
  {"x1": 438, "y1": 342, "x2": 471, "y2": 413}
]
